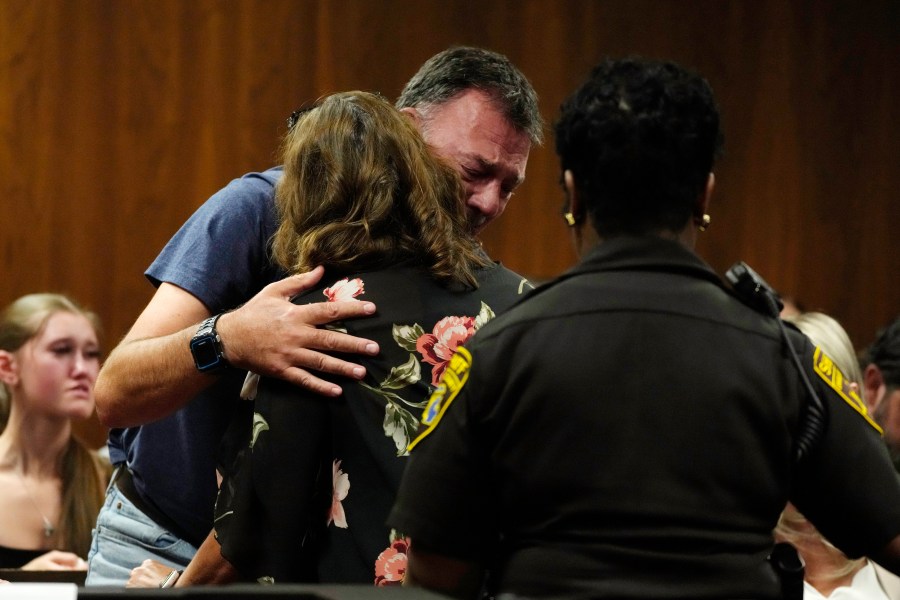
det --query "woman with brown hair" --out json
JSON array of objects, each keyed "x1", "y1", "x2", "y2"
[
  {"x1": 129, "y1": 90, "x2": 530, "y2": 587},
  {"x1": 0, "y1": 293, "x2": 109, "y2": 570}
]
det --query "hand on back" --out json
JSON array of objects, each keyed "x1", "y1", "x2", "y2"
[{"x1": 218, "y1": 266, "x2": 380, "y2": 396}]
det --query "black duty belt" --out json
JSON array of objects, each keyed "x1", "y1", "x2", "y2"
[{"x1": 113, "y1": 466, "x2": 197, "y2": 547}]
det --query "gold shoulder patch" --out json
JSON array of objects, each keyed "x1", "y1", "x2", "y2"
[
  {"x1": 812, "y1": 346, "x2": 882, "y2": 433},
  {"x1": 407, "y1": 346, "x2": 473, "y2": 452}
]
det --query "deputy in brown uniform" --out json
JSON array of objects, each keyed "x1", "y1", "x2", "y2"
[{"x1": 389, "y1": 57, "x2": 900, "y2": 599}]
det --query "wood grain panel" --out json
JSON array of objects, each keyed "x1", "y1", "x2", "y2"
[{"x1": 1, "y1": 0, "x2": 897, "y2": 447}]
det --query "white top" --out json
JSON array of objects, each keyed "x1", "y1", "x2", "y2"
[{"x1": 804, "y1": 562, "x2": 890, "y2": 600}]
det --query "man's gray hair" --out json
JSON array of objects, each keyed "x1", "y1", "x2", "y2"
[{"x1": 397, "y1": 46, "x2": 544, "y2": 145}]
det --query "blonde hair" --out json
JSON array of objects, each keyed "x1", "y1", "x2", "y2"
[
  {"x1": 0, "y1": 293, "x2": 108, "y2": 558},
  {"x1": 786, "y1": 311, "x2": 862, "y2": 384},
  {"x1": 272, "y1": 91, "x2": 488, "y2": 288},
  {"x1": 776, "y1": 311, "x2": 864, "y2": 581}
]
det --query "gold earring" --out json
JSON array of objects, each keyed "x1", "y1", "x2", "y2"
[
  {"x1": 698, "y1": 214, "x2": 711, "y2": 232},
  {"x1": 564, "y1": 212, "x2": 577, "y2": 227}
]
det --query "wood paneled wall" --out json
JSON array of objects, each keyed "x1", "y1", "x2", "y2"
[{"x1": 2, "y1": 0, "x2": 898, "y2": 447}]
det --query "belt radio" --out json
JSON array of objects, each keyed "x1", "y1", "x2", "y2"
[{"x1": 726, "y1": 262, "x2": 827, "y2": 463}]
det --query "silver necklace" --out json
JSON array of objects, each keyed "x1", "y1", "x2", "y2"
[{"x1": 16, "y1": 468, "x2": 56, "y2": 538}]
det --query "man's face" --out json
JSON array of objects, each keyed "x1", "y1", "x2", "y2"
[
  {"x1": 415, "y1": 89, "x2": 532, "y2": 235},
  {"x1": 873, "y1": 386, "x2": 900, "y2": 470}
]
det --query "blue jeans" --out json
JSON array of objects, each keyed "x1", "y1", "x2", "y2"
[{"x1": 85, "y1": 476, "x2": 198, "y2": 586}]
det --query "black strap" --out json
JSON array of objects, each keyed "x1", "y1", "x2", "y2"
[
  {"x1": 114, "y1": 466, "x2": 198, "y2": 547},
  {"x1": 767, "y1": 542, "x2": 805, "y2": 600}
]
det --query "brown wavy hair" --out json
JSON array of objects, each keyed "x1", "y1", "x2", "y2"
[
  {"x1": 0, "y1": 293, "x2": 110, "y2": 557},
  {"x1": 272, "y1": 91, "x2": 488, "y2": 287}
]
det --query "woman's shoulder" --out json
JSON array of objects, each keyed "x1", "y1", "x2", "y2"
[
  {"x1": 477, "y1": 261, "x2": 532, "y2": 288},
  {"x1": 872, "y1": 561, "x2": 900, "y2": 599}
]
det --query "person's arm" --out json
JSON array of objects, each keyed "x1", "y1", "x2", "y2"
[
  {"x1": 405, "y1": 542, "x2": 484, "y2": 599},
  {"x1": 95, "y1": 266, "x2": 379, "y2": 428},
  {"x1": 125, "y1": 559, "x2": 178, "y2": 587},
  {"x1": 124, "y1": 532, "x2": 238, "y2": 587},
  {"x1": 175, "y1": 530, "x2": 238, "y2": 586}
]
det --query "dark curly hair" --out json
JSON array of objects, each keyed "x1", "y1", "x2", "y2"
[{"x1": 555, "y1": 57, "x2": 724, "y2": 236}]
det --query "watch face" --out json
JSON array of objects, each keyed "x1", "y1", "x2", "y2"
[{"x1": 191, "y1": 336, "x2": 223, "y2": 371}]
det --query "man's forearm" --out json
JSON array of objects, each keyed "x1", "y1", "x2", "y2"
[
  {"x1": 93, "y1": 272, "x2": 381, "y2": 429},
  {"x1": 94, "y1": 326, "x2": 214, "y2": 427}
]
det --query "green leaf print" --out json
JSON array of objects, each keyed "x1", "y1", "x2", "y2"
[
  {"x1": 250, "y1": 412, "x2": 269, "y2": 449},
  {"x1": 392, "y1": 323, "x2": 425, "y2": 353},
  {"x1": 325, "y1": 323, "x2": 348, "y2": 334},
  {"x1": 473, "y1": 301, "x2": 496, "y2": 330},
  {"x1": 360, "y1": 382, "x2": 427, "y2": 411},
  {"x1": 380, "y1": 353, "x2": 421, "y2": 389},
  {"x1": 383, "y1": 401, "x2": 420, "y2": 456}
]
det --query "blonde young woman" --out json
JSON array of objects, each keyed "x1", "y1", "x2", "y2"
[
  {"x1": 776, "y1": 311, "x2": 900, "y2": 599},
  {"x1": 0, "y1": 294, "x2": 109, "y2": 570}
]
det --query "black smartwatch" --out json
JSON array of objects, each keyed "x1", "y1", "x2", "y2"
[{"x1": 190, "y1": 314, "x2": 228, "y2": 373}]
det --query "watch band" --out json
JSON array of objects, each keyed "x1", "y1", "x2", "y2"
[
  {"x1": 195, "y1": 313, "x2": 222, "y2": 338},
  {"x1": 190, "y1": 313, "x2": 228, "y2": 373},
  {"x1": 159, "y1": 569, "x2": 183, "y2": 588}
]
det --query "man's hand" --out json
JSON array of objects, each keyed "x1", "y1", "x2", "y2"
[
  {"x1": 218, "y1": 266, "x2": 380, "y2": 397},
  {"x1": 126, "y1": 559, "x2": 176, "y2": 588},
  {"x1": 21, "y1": 550, "x2": 87, "y2": 571},
  {"x1": 95, "y1": 266, "x2": 379, "y2": 428}
]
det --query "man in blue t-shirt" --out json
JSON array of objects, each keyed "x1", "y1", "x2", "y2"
[{"x1": 84, "y1": 46, "x2": 544, "y2": 586}]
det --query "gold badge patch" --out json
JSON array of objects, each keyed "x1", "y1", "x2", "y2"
[
  {"x1": 407, "y1": 346, "x2": 473, "y2": 451},
  {"x1": 812, "y1": 346, "x2": 882, "y2": 433}
]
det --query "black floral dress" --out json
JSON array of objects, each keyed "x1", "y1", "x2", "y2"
[{"x1": 214, "y1": 262, "x2": 531, "y2": 585}]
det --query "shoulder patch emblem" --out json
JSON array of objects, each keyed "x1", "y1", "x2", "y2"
[
  {"x1": 812, "y1": 346, "x2": 882, "y2": 433},
  {"x1": 407, "y1": 346, "x2": 473, "y2": 452}
]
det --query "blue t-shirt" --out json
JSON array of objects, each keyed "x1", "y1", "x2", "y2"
[{"x1": 107, "y1": 167, "x2": 286, "y2": 546}]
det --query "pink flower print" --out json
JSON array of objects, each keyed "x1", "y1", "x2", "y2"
[
  {"x1": 323, "y1": 278, "x2": 365, "y2": 302},
  {"x1": 416, "y1": 316, "x2": 477, "y2": 386},
  {"x1": 328, "y1": 460, "x2": 350, "y2": 529},
  {"x1": 374, "y1": 537, "x2": 410, "y2": 586}
]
